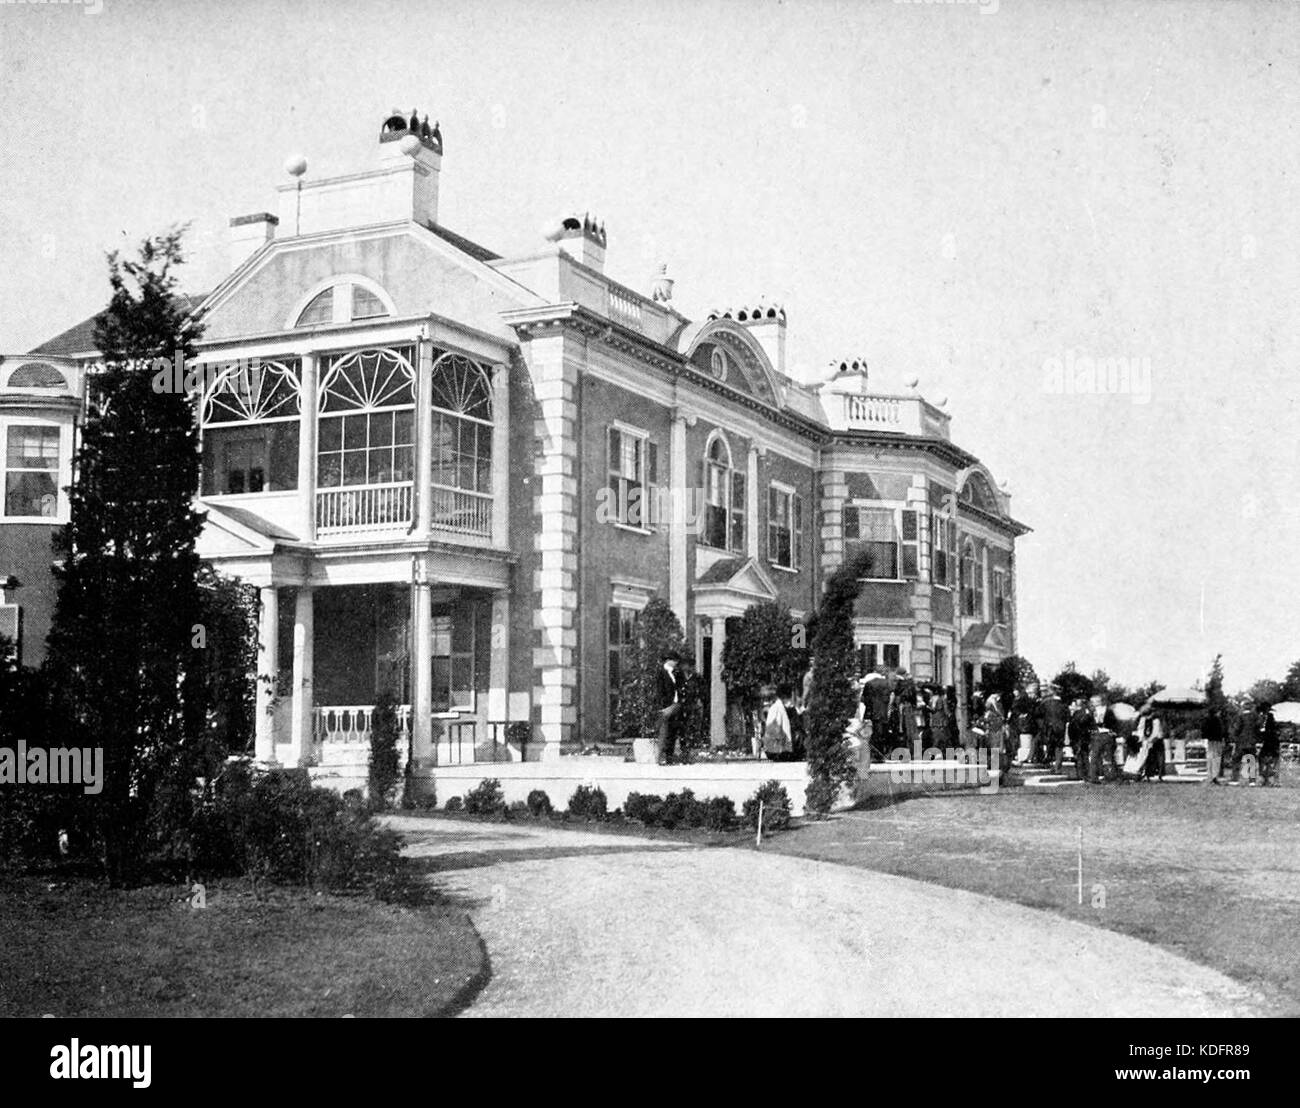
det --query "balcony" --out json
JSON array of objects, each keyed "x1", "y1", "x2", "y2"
[
  {"x1": 428, "y1": 485, "x2": 492, "y2": 538},
  {"x1": 827, "y1": 392, "x2": 952, "y2": 440},
  {"x1": 317, "y1": 482, "x2": 413, "y2": 534}
]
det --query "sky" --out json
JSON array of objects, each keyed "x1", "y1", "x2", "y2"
[{"x1": 1, "y1": 0, "x2": 1297, "y2": 693}]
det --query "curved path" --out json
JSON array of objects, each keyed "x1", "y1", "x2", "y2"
[{"x1": 391, "y1": 816, "x2": 1263, "y2": 1018}]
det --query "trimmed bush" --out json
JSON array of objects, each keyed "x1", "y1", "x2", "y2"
[
  {"x1": 445, "y1": 796, "x2": 464, "y2": 813},
  {"x1": 624, "y1": 791, "x2": 664, "y2": 825},
  {"x1": 367, "y1": 693, "x2": 402, "y2": 810},
  {"x1": 702, "y1": 795, "x2": 737, "y2": 831},
  {"x1": 507, "y1": 800, "x2": 529, "y2": 818},
  {"x1": 463, "y1": 779, "x2": 507, "y2": 816},
  {"x1": 526, "y1": 789, "x2": 553, "y2": 818},
  {"x1": 743, "y1": 780, "x2": 792, "y2": 834},
  {"x1": 803, "y1": 777, "x2": 837, "y2": 817},
  {"x1": 660, "y1": 789, "x2": 704, "y2": 829},
  {"x1": 567, "y1": 784, "x2": 608, "y2": 821}
]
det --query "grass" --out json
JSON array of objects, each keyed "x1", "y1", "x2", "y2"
[
  {"x1": 0, "y1": 874, "x2": 486, "y2": 1017},
  {"x1": 765, "y1": 776, "x2": 1300, "y2": 1016}
]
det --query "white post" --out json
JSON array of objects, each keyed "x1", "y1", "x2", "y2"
[
  {"x1": 297, "y1": 352, "x2": 319, "y2": 542},
  {"x1": 669, "y1": 411, "x2": 688, "y2": 626},
  {"x1": 747, "y1": 445, "x2": 760, "y2": 560},
  {"x1": 255, "y1": 586, "x2": 279, "y2": 764},
  {"x1": 411, "y1": 568, "x2": 434, "y2": 767},
  {"x1": 710, "y1": 615, "x2": 727, "y2": 747},
  {"x1": 415, "y1": 339, "x2": 433, "y2": 537},
  {"x1": 288, "y1": 587, "x2": 314, "y2": 767},
  {"x1": 491, "y1": 362, "x2": 510, "y2": 547}
]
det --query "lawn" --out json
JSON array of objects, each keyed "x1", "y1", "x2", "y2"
[
  {"x1": 765, "y1": 779, "x2": 1300, "y2": 1016},
  {"x1": 0, "y1": 876, "x2": 486, "y2": 1017}
]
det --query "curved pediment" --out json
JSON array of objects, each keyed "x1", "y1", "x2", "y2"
[{"x1": 676, "y1": 318, "x2": 782, "y2": 408}]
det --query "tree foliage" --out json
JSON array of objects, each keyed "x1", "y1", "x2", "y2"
[
  {"x1": 803, "y1": 551, "x2": 868, "y2": 813},
  {"x1": 1051, "y1": 662, "x2": 1094, "y2": 706},
  {"x1": 615, "y1": 596, "x2": 686, "y2": 739},
  {"x1": 44, "y1": 227, "x2": 212, "y2": 885},
  {"x1": 721, "y1": 601, "x2": 806, "y2": 712}
]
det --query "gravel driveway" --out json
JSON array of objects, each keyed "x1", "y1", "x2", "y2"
[{"x1": 391, "y1": 815, "x2": 1263, "y2": 1018}]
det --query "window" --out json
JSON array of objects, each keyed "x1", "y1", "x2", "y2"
[
  {"x1": 993, "y1": 568, "x2": 1008, "y2": 625},
  {"x1": 607, "y1": 425, "x2": 658, "y2": 528},
  {"x1": 201, "y1": 360, "x2": 301, "y2": 495},
  {"x1": 608, "y1": 605, "x2": 639, "y2": 736},
  {"x1": 352, "y1": 285, "x2": 389, "y2": 320},
  {"x1": 318, "y1": 348, "x2": 415, "y2": 489},
  {"x1": 857, "y1": 642, "x2": 902, "y2": 674},
  {"x1": 430, "y1": 598, "x2": 489, "y2": 712},
  {"x1": 296, "y1": 288, "x2": 334, "y2": 327},
  {"x1": 709, "y1": 348, "x2": 728, "y2": 381},
  {"x1": 845, "y1": 506, "x2": 899, "y2": 579},
  {"x1": 703, "y1": 434, "x2": 744, "y2": 552},
  {"x1": 961, "y1": 540, "x2": 986, "y2": 618},
  {"x1": 3, "y1": 425, "x2": 60, "y2": 518},
  {"x1": 6, "y1": 362, "x2": 67, "y2": 390},
  {"x1": 901, "y1": 509, "x2": 919, "y2": 578},
  {"x1": 430, "y1": 353, "x2": 493, "y2": 495},
  {"x1": 768, "y1": 485, "x2": 803, "y2": 570},
  {"x1": 931, "y1": 513, "x2": 957, "y2": 587}
]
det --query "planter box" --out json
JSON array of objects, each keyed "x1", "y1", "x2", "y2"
[{"x1": 632, "y1": 738, "x2": 657, "y2": 765}]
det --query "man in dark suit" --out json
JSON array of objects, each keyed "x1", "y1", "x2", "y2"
[
  {"x1": 656, "y1": 650, "x2": 684, "y2": 764},
  {"x1": 1040, "y1": 685, "x2": 1068, "y2": 774}
]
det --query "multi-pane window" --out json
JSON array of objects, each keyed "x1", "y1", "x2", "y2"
[
  {"x1": 430, "y1": 354, "x2": 493, "y2": 495},
  {"x1": 296, "y1": 288, "x2": 334, "y2": 327},
  {"x1": 608, "y1": 605, "x2": 639, "y2": 735},
  {"x1": 351, "y1": 285, "x2": 389, "y2": 320},
  {"x1": 317, "y1": 348, "x2": 415, "y2": 488},
  {"x1": 201, "y1": 360, "x2": 301, "y2": 495},
  {"x1": 703, "y1": 435, "x2": 744, "y2": 552},
  {"x1": 901, "y1": 509, "x2": 919, "y2": 577},
  {"x1": 858, "y1": 642, "x2": 902, "y2": 673},
  {"x1": 961, "y1": 540, "x2": 986, "y2": 618},
  {"x1": 607, "y1": 425, "x2": 657, "y2": 528},
  {"x1": 845, "y1": 506, "x2": 899, "y2": 579},
  {"x1": 3, "y1": 425, "x2": 59, "y2": 518},
  {"x1": 430, "y1": 598, "x2": 489, "y2": 712},
  {"x1": 931, "y1": 513, "x2": 957, "y2": 587},
  {"x1": 992, "y1": 568, "x2": 1008, "y2": 625},
  {"x1": 768, "y1": 486, "x2": 803, "y2": 570}
]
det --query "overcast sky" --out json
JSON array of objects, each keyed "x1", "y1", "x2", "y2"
[{"x1": 2, "y1": 0, "x2": 1297, "y2": 693}]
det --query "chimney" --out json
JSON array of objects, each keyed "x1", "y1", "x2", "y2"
[
  {"x1": 277, "y1": 109, "x2": 444, "y2": 235},
  {"x1": 735, "y1": 302, "x2": 787, "y2": 376},
  {"x1": 228, "y1": 212, "x2": 278, "y2": 270},
  {"x1": 546, "y1": 213, "x2": 606, "y2": 272}
]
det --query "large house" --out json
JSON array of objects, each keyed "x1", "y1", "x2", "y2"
[{"x1": 0, "y1": 110, "x2": 1028, "y2": 809}]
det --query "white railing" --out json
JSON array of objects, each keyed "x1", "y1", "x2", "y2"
[
  {"x1": 314, "y1": 704, "x2": 412, "y2": 745},
  {"x1": 428, "y1": 485, "x2": 492, "y2": 538},
  {"x1": 844, "y1": 394, "x2": 902, "y2": 427},
  {"x1": 607, "y1": 287, "x2": 643, "y2": 331},
  {"x1": 316, "y1": 482, "x2": 413, "y2": 533}
]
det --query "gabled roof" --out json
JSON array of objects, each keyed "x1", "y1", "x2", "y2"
[
  {"x1": 961, "y1": 622, "x2": 1011, "y2": 652},
  {"x1": 693, "y1": 555, "x2": 779, "y2": 601},
  {"x1": 422, "y1": 220, "x2": 501, "y2": 263},
  {"x1": 30, "y1": 293, "x2": 209, "y2": 357}
]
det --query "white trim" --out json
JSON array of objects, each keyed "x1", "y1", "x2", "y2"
[
  {"x1": 0, "y1": 414, "x2": 72, "y2": 524},
  {"x1": 284, "y1": 274, "x2": 398, "y2": 331}
]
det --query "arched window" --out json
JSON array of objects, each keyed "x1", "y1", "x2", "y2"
[
  {"x1": 317, "y1": 348, "x2": 415, "y2": 489},
  {"x1": 961, "y1": 540, "x2": 978, "y2": 618},
  {"x1": 296, "y1": 288, "x2": 334, "y2": 327},
  {"x1": 6, "y1": 362, "x2": 67, "y2": 390},
  {"x1": 293, "y1": 279, "x2": 393, "y2": 328},
  {"x1": 351, "y1": 285, "x2": 388, "y2": 320},
  {"x1": 200, "y1": 359, "x2": 301, "y2": 495},
  {"x1": 703, "y1": 432, "x2": 745, "y2": 552},
  {"x1": 429, "y1": 355, "x2": 493, "y2": 536}
]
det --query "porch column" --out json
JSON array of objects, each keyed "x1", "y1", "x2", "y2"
[
  {"x1": 488, "y1": 590, "x2": 512, "y2": 755},
  {"x1": 297, "y1": 352, "x2": 319, "y2": 542},
  {"x1": 669, "y1": 411, "x2": 688, "y2": 626},
  {"x1": 410, "y1": 568, "x2": 434, "y2": 767},
  {"x1": 746, "y1": 446, "x2": 760, "y2": 560},
  {"x1": 254, "y1": 586, "x2": 279, "y2": 764},
  {"x1": 414, "y1": 338, "x2": 433, "y2": 537},
  {"x1": 288, "y1": 586, "x2": 314, "y2": 767},
  {"x1": 491, "y1": 362, "x2": 510, "y2": 547},
  {"x1": 710, "y1": 615, "x2": 727, "y2": 747}
]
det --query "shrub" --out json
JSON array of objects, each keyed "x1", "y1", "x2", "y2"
[
  {"x1": 445, "y1": 796, "x2": 464, "y2": 813},
  {"x1": 185, "y1": 765, "x2": 401, "y2": 891},
  {"x1": 743, "y1": 780, "x2": 792, "y2": 834},
  {"x1": 507, "y1": 800, "x2": 529, "y2": 818},
  {"x1": 463, "y1": 779, "x2": 506, "y2": 816},
  {"x1": 660, "y1": 789, "x2": 704, "y2": 829},
  {"x1": 624, "y1": 791, "x2": 664, "y2": 825},
  {"x1": 367, "y1": 694, "x2": 402, "y2": 810},
  {"x1": 567, "y1": 784, "x2": 608, "y2": 821},
  {"x1": 526, "y1": 789, "x2": 553, "y2": 818},
  {"x1": 803, "y1": 777, "x2": 837, "y2": 817},
  {"x1": 615, "y1": 597, "x2": 686, "y2": 739},
  {"x1": 702, "y1": 795, "x2": 737, "y2": 831}
]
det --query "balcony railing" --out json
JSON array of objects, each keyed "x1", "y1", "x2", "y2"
[
  {"x1": 844, "y1": 394, "x2": 902, "y2": 427},
  {"x1": 315, "y1": 704, "x2": 412, "y2": 744},
  {"x1": 317, "y1": 482, "x2": 413, "y2": 534},
  {"x1": 428, "y1": 485, "x2": 492, "y2": 538},
  {"x1": 607, "y1": 287, "x2": 643, "y2": 331}
]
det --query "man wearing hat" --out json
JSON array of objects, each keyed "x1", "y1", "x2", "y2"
[
  {"x1": 656, "y1": 650, "x2": 685, "y2": 764},
  {"x1": 1040, "y1": 684, "x2": 1068, "y2": 774}
]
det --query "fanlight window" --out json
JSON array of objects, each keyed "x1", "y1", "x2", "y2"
[
  {"x1": 320, "y1": 348, "x2": 415, "y2": 412},
  {"x1": 296, "y1": 288, "x2": 334, "y2": 327},
  {"x1": 200, "y1": 360, "x2": 301, "y2": 496},
  {"x1": 430, "y1": 353, "x2": 492, "y2": 495},
  {"x1": 352, "y1": 285, "x2": 389, "y2": 320},
  {"x1": 317, "y1": 348, "x2": 416, "y2": 490},
  {"x1": 7, "y1": 362, "x2": 67, "y2": 390}
]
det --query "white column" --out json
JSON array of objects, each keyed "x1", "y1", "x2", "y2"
[
  {"x1": 288, "y1": 587, "x2": 314, "y2": 767},
  {"x1": 669, "y1": 411, "x2": 688, "y2": 626},
  {"x1": 297, "y1": 352, "x2": 319, "y2": 542},
  {"x1": 746, "y1": 446, "x2": 760, "y2": 560},
  {"x1": 491, "y1": 362, "x2": 510, "y2": 547},
  {"x1": 415, "y1": 339, "x2": 434, "y2": 537},
  {"x1": 710, "y1": 615, "x2": 727, "y2": 747},
  {"x1": 410, "y1": 567, "x2": 434, "y2": 767},
  {"x1": 254, "y1": 586, "x2": 279, "y2": 764}
]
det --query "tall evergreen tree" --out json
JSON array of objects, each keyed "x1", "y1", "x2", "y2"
[
  {"x1": 46, "y1": 228, "x2": 209, "y2": 885},
  {"x1": 804, "y1": 550, "x2": 871, "y2": 813}
]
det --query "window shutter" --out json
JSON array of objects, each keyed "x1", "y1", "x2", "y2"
[
  {"x1": 793, "y1": 494, "x2": 804, "y2": 570},
  {"x1": 646, "y1": 440, "x2": 658, "y2": 485}
]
